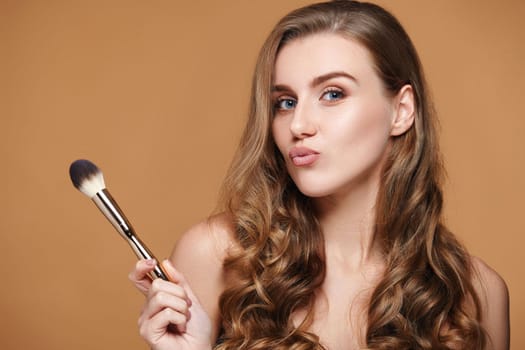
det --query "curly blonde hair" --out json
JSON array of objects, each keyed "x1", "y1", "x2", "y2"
[{"x1": 216, "y1": 1, "x2": 486, "y2": 349}]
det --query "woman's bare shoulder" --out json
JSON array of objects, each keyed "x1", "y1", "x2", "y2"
[
  {"x1": 169, "y1": 213, "x2": 236, "y2": 340},
  {"x1": 470, "y1": 256, "x2": 507, "y2": 296},
  {"x1": 470, "y1": 256, "x2": 510, "y2": 349},
  {"x1": 171, "y1": 213, "x2": 236, "y2": 264}
]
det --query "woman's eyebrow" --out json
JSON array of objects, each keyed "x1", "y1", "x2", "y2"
[
  {"x1": 271, "y1": 84, "x2": 292, "y2": 92},
  {"x1": 311, "y1": 71, "x2": 358, "y2": 87},
  {"x1": 271, "y1": 71, "x2": 357, "y2": 92}
]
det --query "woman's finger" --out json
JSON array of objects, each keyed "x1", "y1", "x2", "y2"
[
  {"x1": 148, "y1": 278, "x2": 189, "y2": 302},
  {"x1": 129, "y1": 259, "x2": 156, "y2": 295},
  {"x1": 142, "y1": 282, "x2": 190, "y2": 318},
  {"x1": 139, "y1": 291, "x2": 190, "y2": 327},
  {"x1": 139, "y1": 306, "x2": 189, "y2": 343},
  {"x1": 161, "y1": 260, "x2": 195, "y2": 306}
]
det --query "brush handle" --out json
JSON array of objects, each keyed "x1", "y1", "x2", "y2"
[
  {"x1": 91, "y1": 189, "x2": 170, "y2": 281},
  {"x1": 128, "y1": 234, "x2": 170, "y2": 281}
]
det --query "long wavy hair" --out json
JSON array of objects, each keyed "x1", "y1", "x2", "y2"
[{"x1": 216, "y1": 1, "x2": 486, "y2": 349}]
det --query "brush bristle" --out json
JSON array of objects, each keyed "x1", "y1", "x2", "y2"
[{"x1": 69, "y1": 159, "x2": 106, "y2": 198}]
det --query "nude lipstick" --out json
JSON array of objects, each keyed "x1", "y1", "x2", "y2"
[{"x1": 289, "y1": 146, "x2": 320, "y2": 166}]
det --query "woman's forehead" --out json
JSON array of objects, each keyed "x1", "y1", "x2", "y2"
[{"x1": 273, "y1": 33, "x2": 377, "y2": 87}]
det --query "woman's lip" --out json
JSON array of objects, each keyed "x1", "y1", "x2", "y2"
[{"x1": 289, "y1": 147, "x2": 320, "y2": 166}]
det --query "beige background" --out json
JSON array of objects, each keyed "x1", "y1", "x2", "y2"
[{"x1": 1, "y1": 0, "x2": 523, "y2": 348}]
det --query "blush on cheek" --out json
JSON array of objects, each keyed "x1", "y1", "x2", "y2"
[{"x1": 340, "y1": 103, "x2": 393, "y2": 172}]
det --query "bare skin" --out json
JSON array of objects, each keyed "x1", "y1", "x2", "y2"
[
  {"x1": 129, "y1": 34, "x2": 509, "y2": 349},
  {"x1": 130, "y1": 214, "x2": 509, "y2": 349}
]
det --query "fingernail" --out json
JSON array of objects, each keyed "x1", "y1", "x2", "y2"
[{"x1": 146, "y1": 259, "x2": 156, "y2": 266}]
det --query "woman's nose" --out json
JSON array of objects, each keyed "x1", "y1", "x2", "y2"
[{"x1": 290, "y1": 103, "x2": 316, "y2": 138}]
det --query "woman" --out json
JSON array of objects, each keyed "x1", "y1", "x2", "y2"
[{"x1": 130, "y1": 1, "x2": 509, "y2": 349}]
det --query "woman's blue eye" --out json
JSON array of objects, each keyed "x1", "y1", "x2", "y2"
[
  {"x1": 321, "y1": 90, "x2": 344, "y2": 101},
  {"x1": 275, "y1": 98, "x2": 297, "y2": 110}
]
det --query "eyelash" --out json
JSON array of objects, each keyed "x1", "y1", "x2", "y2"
[
  {"x1": 321, "y1": 88, "x2": 345, "y2": 101},
  {"x1": 273, "y1": 87, "x2": 346, "y2": 113},
  {"x1": 274, "y1": 97, "x2": 297, "y2": 112}
]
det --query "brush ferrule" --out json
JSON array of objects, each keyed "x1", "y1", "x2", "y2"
[{"x1": 92, "y1": 189, "x2": 134, "y2": 239}]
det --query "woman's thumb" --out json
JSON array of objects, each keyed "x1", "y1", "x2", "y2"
[{"x1": 161, "y1": 259, "x2": 197, "y2": 306}]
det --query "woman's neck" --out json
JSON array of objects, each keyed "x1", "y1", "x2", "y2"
[{"x1": 315, "y1": 179, "x2": 383, "y2": 271}]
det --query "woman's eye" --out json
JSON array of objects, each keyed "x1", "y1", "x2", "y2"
[
  {"x1": 275, "y1": 98, "x2": 297, "y2": 111},
  {"x1": 321, "y1": 89, "x2": 344, "y2": 101}
]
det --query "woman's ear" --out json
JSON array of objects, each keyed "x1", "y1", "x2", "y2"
[{"x1": 390, "y1": 84, "x2": 415, "y2": 136}]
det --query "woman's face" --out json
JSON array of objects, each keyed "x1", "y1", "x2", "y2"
[{"x1": 271, "y1": 33, "x2": 400, "y2": 199}]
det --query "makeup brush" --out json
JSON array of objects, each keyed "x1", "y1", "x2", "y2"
[{"x1": 69, "y1": 159, "x2": 169, "y2": 281}]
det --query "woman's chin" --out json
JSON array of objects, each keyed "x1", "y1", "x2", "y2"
[{"x1": 294, "y1": 183, "x2": 334, "y2": 199}]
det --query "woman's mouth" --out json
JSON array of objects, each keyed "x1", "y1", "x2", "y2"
[{"x1": 289, "y1": 147, "x2": 320, "y2": 166}]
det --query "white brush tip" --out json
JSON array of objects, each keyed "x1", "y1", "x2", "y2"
[
  {"x1": 69, "y1": 159, "x2": 107, "y2": 198},
  {"x1": 78, "y1": 172, "x2": 106, "y2": 197}
]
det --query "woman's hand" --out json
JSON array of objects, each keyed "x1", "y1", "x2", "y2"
[
  {"x1": 129, "y1": 259, "x2": 157, "y2": 295},
  {"x1": 129, "y1": 259, "x2": 213, "y2": 350}
]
